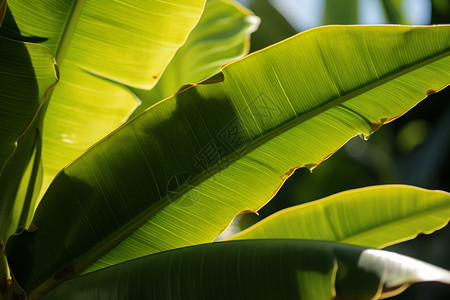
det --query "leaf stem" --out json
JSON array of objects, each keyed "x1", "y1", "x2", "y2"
[{"x1": 55, "y1": 0, "x2": 87, "y2": 66}]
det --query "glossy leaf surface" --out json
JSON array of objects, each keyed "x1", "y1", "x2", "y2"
[
  {"x1": 130, "y1": 0, "x2": 259, "y2": 118},
  {"x1": 41, "y1": 240, "x2": 450, "y2": 300},
  {"x1": 230, "y1": 185, "x2": 450, "y2": 248},
  {"x1": 6, "y1": 25, "x2": 450, "y2": 296}
]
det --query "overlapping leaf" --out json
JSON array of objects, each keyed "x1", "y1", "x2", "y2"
[
  {"x1": 6, "y1": 25, "x2": 450, "y2": 296},
  {"x1": 0, "y1": 36, "x2": 57, "y2": 240},
  {"x1": 130, "y1": 0, "x2": 259, "y2": 118},
  {"x1": 230, "y1": 185, "x2": 450, "y2": 248},
  {"x1": 40, "y1": 240, "x2": 450, "y2": 300},
  {"x1": 0, "y1": 0, "x2": 206, "y2": 200},
  {"x1": 38, "y1": 240, "x2": 352, "y2": 300}
]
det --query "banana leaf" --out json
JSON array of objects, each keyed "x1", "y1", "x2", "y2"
[
  {"x1": 0, "y1": 36, "x2": 57, "y2": 240},
  {"x1": 129, "y1": 0, "x2": 259, "y2": 118},
  {"x1": 40, "y1": 240, "x2": 450, "y2": 300},
  {"x1": 0, "y1": 0, "x2": 206, "y2": 201},
  {"x1": 229, "y1": 185, "x2": 450, "y2": 248},
  {"x1": 6, "y1": 25, "x2": 450, "y2": 296}
]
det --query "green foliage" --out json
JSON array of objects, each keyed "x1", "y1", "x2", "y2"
[
  {"x1": 1, "y1": 0, "x2": 207, "y2": 204},
  {"x1": 230, "y1": 185, "x2": 450, "y2": 248},
  {"x1": 36, "y1": 240, "x2": 413, "y2": 300},
  {"x1": 0, "y1": 0, "x2": 449, "y2": 299},
  {"x1": 0, "y1": 36, "x2": 56, "y2": 241}
]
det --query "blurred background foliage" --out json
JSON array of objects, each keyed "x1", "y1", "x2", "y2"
[{"x1": 232, "y1": 1, "x2": 450, "y2": 299}]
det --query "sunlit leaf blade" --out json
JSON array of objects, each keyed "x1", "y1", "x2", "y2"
[
  {"x1": 0, "y1": 0, "x2": 206, "y2": 201},
  {"x1": 40, "y1": 240, "x2": 450, "y2": 300},
  {"x1": 6, "y1": 25, "x2": 450, "y2": 296},
  {"x1": 324, "y1": 0, "x2": 358, "y2": 24},
  {"x1": 0, "y1": 36, "x2": 57, "y2": 240},
  {"x1": 229, "y1": 185, "x2": 450, "y2": 248},
  {"x1": 129, "y1": 0, "x2": 259, "y2": 118},
  {"x1": 2, "y1": 0, "x2": 205, "y2": 89}
]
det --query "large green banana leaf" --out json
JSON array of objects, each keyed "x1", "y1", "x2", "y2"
[
  {"x1": 6, "y1": 25, "x2": 450, "y2": 296},
  {"x1": 229, "y1": 185, "x2": 450, "y2": 248},
  {"x1": 40, "y1": 240, "x2": 450, "y2": 300},
  {"x1": 0, "y1": 36, "x2": 57, "y2": 240},
  {"x1": 129, "y1": 0, "x2": 259, "y2": 118},
  {"x1": 0, "y1": 0, "x2": 206, "y2": 201}
]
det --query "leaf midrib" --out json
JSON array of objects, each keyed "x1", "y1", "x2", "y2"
[
  {"x1": 250, "y1": 49, "x2": 449, "y2": 154},
  {"x1": 85, "y1": 47, "x2": 450, "y2": 271},
  {"x1": 341, "y1": 204, "x2": 450, "y2": 248},
  {"x1": 54, "y1": 0, "x2": 87, "y2": 66},
  {"x1": 33, "y1": 39, "x2": 450, "y2": 296}
]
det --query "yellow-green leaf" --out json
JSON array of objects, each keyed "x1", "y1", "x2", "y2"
[
  {"x1": 6, "y1": 25, "x2": 450, "y2": 296},
  {"x1": 130, "y1": 0, "x2": 259, "y2": 118},
  {"x1": 229, "y1": 185, "x2": 450, "y2": 248},
  {"x1": 0, "y1": 0, "x2": 206, "y2": 202}
]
